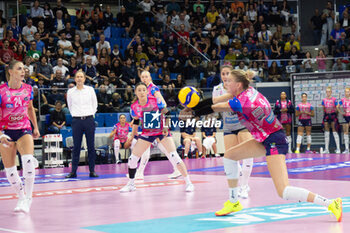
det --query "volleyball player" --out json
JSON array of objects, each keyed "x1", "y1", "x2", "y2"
[
  {"x1": 0, "y1": 60, "x2": 40, "y2": 213},
  {"x1": 274, "y1": 92, "x2": 294, "y2": 153},
  {"x1": 322, "y1": 87, "x2": 340, "y2": 153},
  {"x1": 192, "y1": 69, "x2": 342, "y2": 221},
  {"x1": 120, "y1": 82, "x2": 194, "y2": 192},
  {"x1": 337, "y1": 87, "x2": 350, "y2": 153},
  {"x1": 109, "y1": 114, "x2": 132, "y2": 163},
  {"x1": 295, "y1": 93, "x2": 314, "y2": 153}
]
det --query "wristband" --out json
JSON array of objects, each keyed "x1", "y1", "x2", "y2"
[{"x1": 133, "y1": 119, "x2": 140, "y2": 125}]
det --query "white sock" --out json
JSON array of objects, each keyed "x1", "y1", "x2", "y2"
[
  {"x1": 313, "y1": 194, "x2": 332, "y2": 207},
  {"x1": 129, "y1": 179, "x2": 135, "y2": 185},
  {"x1": 229, "y1": 187, "x2": 239, "y2": 203},
  {"x1": 114, "y1": 140, "x2": 120, "y2": 162},
  {"x1": 282, "y1": 186, "x2": 309, "y2": 202},
  {"x1": 137, "y1": 147, "x2": 150, "y2": 174},
  {"x1": 241, "y1": 158, "x2": 253, "y2": 187},
  {"x1": 333, "y1": 132, "x2": 340, "y2": 150},
  {"x1": 184, "y1": 154, "x2": 188, "y2": 157},
  {"x1": 5, "y1": 166, "x2": 25, "y2": 199},
  {"x1": 307, "y1": 135, "x2": 311, "y2": 150},
  {"x1": 325, "y1": 131, "x2": 330, "y2": 150},
  {"x1": 296, "y1": 135, "x2": 303, "y2": 149},
  {"x1": 184, "y1": 176, "x2": 191, "y2": 185},
  {"x1": 22, "y1": 154, "x2": 36, "y2": 199},
  {"x1": 345, "y1": 134, "x2": 349, "y2": 150},
  {"x1": 287, "y1": 136, "x2": 292, "y2": 151},
  {"x1": 199, "y1": 151, "x2": 202, "y2": 156}
]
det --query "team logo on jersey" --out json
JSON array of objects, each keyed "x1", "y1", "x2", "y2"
[
  {"x1": 252, "y1": 107, "x2": 265, "y2": 120},
  {"x1": 143, "y1": 111, "x2": 161, "y2": 129},
  {"x1": 6, "y1": 91, "x2": 11, "y2": 98},
  {"x1": 24, "y1": 97, "x2": 29, "y2": 101},
  {"x1": 12, "y1": 92, "x2": 22, "y2": 96},
  {"x1": 9, "y1": 115, "x2": 24, "y2": 122},
  {"x1": 6, "y1": 104, "x2": 14, "y2": 108}
]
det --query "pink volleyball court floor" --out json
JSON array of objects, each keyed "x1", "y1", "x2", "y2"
[{"x1": 0, "y1": 153, "x2": 350, "y2": 233}]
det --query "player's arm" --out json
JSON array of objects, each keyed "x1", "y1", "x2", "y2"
[
  {"x1": 109, "y1": 128, "x2": 117, "y2": 139},
  {"x1": 28, "y1": 100, "x2": 40, "y2": 138},
  {"x1": 154, "y1": 90, "x2": 167, "y2": 109},
  {"x1": 213, "y1": 93, "x2": 234, "y2": 104},
  {"x1": 131, "y1": 118, "x2": 139, "y2": 138}
]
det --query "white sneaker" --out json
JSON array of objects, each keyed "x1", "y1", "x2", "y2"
[
  {"x1": 335, "y1": 149, "x2": 341, "y2": 154},
  {"x1": 120, "y1": 182, "x2": 136, "y2": 193},
  {"x1": 342, "y1": 149, "x2": 349, "y2": 154},
  {"x1": 288, "y1": 149, "x2": 293, "y2": 154},
  {"x1": 238, "y1": 185, "x2": 250, "y2": 199},
  {"x1": 33, "y1": 157, "x2": 39, "y2": 168},
  {"x1": 116, "y1": 160, "x2": 122, "y2": 164},
  {"x1": 323, "y1": 149, "x2": 330, "y2": 154},
  {"x1": 14, "y1": 198, "x2": 26, "y2": 212},
  {"x1": 215, "y1": 153, "x2": 221, "y2": 157},
  {"x1": 185, "y1": 183, "x2": 194, "y2": 192},
  {"x1": 168, "y1": 170, "x2": 182, "y2": 179},
  {"x1": 21, "y1": 198, "x2": 32, "y2": 213},
  {"x1": 134, "y1": 171, "x2": 144, "y2": 180}
]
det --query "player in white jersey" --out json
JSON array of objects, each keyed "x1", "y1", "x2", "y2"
[{"x1": 212, "y1": 65, "x2": 254, "y2": 199}]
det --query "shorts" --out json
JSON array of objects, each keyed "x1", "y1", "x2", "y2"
[
  {"x1": 224, "y1": 128, "x2": 247, "y2": 136},
  {"x1": 203, "y1": 137, "x2": 216, "y2": 150},
  {"x1": 3, "y1": 129, "x2": 32, "y2": 142},
  {"x1": 323, "y1": 113, "x2": 338, "y2": 124},
  {"x1": 298, "y1": 119, "x2": 312, "y2": 127},
  {"x1": 343, "y1": 116, "x2": 350, "y2": 123},
  {"x1": 139, "y1": 134, "x2": 164, "y2": 143},
  {"x1": 262, "y1": 130, "x2": 288, "y2": 156}
]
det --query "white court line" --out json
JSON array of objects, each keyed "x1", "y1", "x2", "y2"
[{"x1": 0, "y1": 227, "x2": 25, "y2": 233}]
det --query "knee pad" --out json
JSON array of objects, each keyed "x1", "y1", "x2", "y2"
[
  {"x1": 141, "y1": 147, "x2": 150, "y2": 160},
  {"x1": 223, "y1": 157, "x2": 239, "y2": 179},
  {"x1": 166, "y1": 151, "x2": 183, "y2": 166},
  {"x1": 286, "y1": 136, "x2": 291, "y2": 143},
  {"x1": 282, "y1": 186, "x2": 309, "y2": 202},
  {"x1": 5, "y1": 166, "x2": 22, "y2": 187},
  {"x1": 128, "y1": 154, "x2": 140, "y2": 169},
  {"x1": 296, "y1": 135, "x2": 303, "y2": 144},
  {"x1": 114, "y1": 139, "x2": 120, "y2": 149},
  {"x1": 307, "y1": 135, "x2": 312, "y2": 144},
  {"x1": 130, "y1": 138, "x2": 138, "y2": 150},
  {"x1": 21, "y1": 154, "x2": 35, "y2": 179}
]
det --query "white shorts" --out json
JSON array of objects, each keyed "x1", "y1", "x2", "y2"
[{"x1": 203, "y1": 137, "x2": 216, "y2": 150}]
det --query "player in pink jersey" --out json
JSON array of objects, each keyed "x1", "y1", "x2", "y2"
[
  {"x1": 109, "y1": 114, "x2": 132, "y2": 163},
  {"x1": 192, "y1": 69, "x2": 342, "y2": 221},
  {"x1": 322, "y1": 87, "x2": 340, "y2": 153},
  {"x1": 274, "y1": 92, "x2": 294, "y2": 153},
  {"x1": 337, "y1": 87, "x2": 350, "y2": 153},
  {"x1": 0, "y1": 60, "x2": 40, "y2": 214},
  {"x1": 133, "y1": 70, "x2": 182, "y2": 180},
  {"x1": 295, "y1": 93, "x2": 314, "y2": 153},
  {"x1": 120, "y1": 82, "x2": 194, "y2": 193}
]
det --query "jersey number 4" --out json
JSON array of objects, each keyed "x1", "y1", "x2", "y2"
[{"x1": 14, "y1": 97, "x2": 23, "y2": 107}]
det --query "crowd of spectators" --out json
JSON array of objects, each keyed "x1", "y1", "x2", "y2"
[{"x1": 1, "y1": 0, "x2": 350, "y2": 118}]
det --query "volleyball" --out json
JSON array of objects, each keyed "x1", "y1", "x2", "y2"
[{"x1": 178, "y1": 86, "x2": 200, "y2": 108}]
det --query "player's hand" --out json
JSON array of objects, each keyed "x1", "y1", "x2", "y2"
[
  {"x1": 163, "y1": 127, "x2": 169, "y2": 137},
  {"x1": 33, "y1": 128, "x2": 40, "y2": 139}
]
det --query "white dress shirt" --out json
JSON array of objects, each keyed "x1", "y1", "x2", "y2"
[{"x1": 67, "y1": 85, "x2": 98, "y2": 117}]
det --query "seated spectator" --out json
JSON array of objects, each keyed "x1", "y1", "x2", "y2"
[
  {"x1": 235, "y1": 61, "x2": 248, "y2": 71},
  {"x1": 110, "y1": 93, "x2": 124, "y2": 112},
  {"x1": 46, "y1": 34, "x2": 57, "y2": 55},
  {"x1": 123, "y1": 85, "x2": 135, "y2": 106},
  {"x1": 48, "y1": 101, "x2": 66, "y2": 133},
  {"x1": 281, "y1": 0, "x2": 292, "y2": 26},
  {"x1": 76, "y1": 23, "x2": 91, "y2": 46},
  {"x1": 217, "y1": 28, "x2": 229, "y2": 53},
  {"x1": 153, "y1": 50, "x2": 166, "y2": 71},
  {"x1": 111, "y1": 44, "x2": 123, "y2": 62},
  {"x1": 187, "y1": 49, "x2": 204, "y2": 80},
  {"x1": 47, "y1": 85, "x2": 68, "y2": 113},
  {"x1": 135, "y1": 45, "x2": 149, "y2": 65},
  {"x1": 328, "y1": 23, "x2": 345, "y2": 56},
  {"x1": 53, "y1": 0, "x2": 70, "y2": 22},
  {"x1": 23, "y1": 68, "x2": 36, "y2": 86},
  {"x1": 97, "y1": 85, "x2": 112, "y2": 113},
  {"x1": 0, "y1": 40, "x2": 14, "y2": 69},
  {"x1": 179, "y1": 114, "x2": 203, "y2": 158},
  {"x1": 174, "y1": 12, "x2": 191, "y2": 32},
  {"x1": 340, "y1": 11, "x2": 350, "y2": 36},
  {"x1": 267, "y1": 61, "x2": 282, "y2": 82},
  {"x1": 246, "y1": 4, "x2": 258, "y2": 24},
  {"x1": 82, "y1": 57, "x2": 97, "y2": 85},
  {"x1": 111, "y1": 59, "x2": 123, "y2": 78},
  {"x1": 53, "y1": 58, "x2": 69, "y2": 77},
  {"x1": 31, "y1": 0, "x2": 44, "y2": 26},
  {"x1": 7, "y1": 17, "x2": 22, "y2": 41},
  {"x1": 284, "y1": 34, "x2": 301, "y2": 53},
  {"x1": 96, "y1": 34, "x2": 111, "y2": 54},
  {"x1": 254, "y1": 15, "x2": 266, "y2": 32},
  {"x1": 270, "y1": 38, "x2": 282, "y2": 59},
  {"x1": 51, "y1": 69, "x2": 67, "y2": 88},
  {"x1": 224, "y1": 47, "x2": 237, "y2": 67},
  {"x1": 301, "y1": 51, "x2": 315, "y2": 72},
  {"x1": 244, "y1": 36, "x2": 257, "y2": 52},
  {"x1": 22, "y1": 18, "x2": 38, "y2": 47},
  {"x1": 316, "y1": 49, "x2": 327, "y2": 72},
  {"x1": 76, "y1": 3, "x2": 89, "y2": 23},
  {"x1": 34, "y1": 32, "x2": 45, "y2": 55},
  {"x1": 231, "y1": 0, "x2": 245, "y2": 14},
  {"x1": 103, "y1": 5, "x2": 114, "y2": 27},
  {"x1": 250, "y1": 60, "x2": 264, "y2": 82},
  {"x1": 27, "y1": 40, "x2": 42, "y2": 62},
  {"x1": 166, "y1": 0, "x2": 181, "y2": 14},
  {"x1": 268, "y1": 0, "x2": 281, "y2": 26},
  {"x1": 116, "y1": 6, "x2": 130, "y2": 28},
  {"x1": 163, "y1": 84, "x2": 178, "y2": 111},
  {"x1": 332, "y1": 58, "x2": 347, "y2": 71},
  {"x1": 53, "y1": 10, "x2": 66, "y2": 36},
  {"x1": 61, "y1": 22, "x2": 75, "y2": 41},
  {"x1": 57, "y1": 31, "x2": 74, "y2": 56},
  {"x1": 273, "y1": 24, "x2": 283, "y2": 42},
  {"x1": 290, "y1": 24, "x2": 301, "y2": 41},
  {"x1": 201, "y1": 114, "x2": 220, "y2": 158},
  {"x1": 36, "y1": 55, "x2": 54, "y2": 82},
  {"x1": 122, "y1": 58, "x2": 138, "y2": 86},
  {"x1": 96, "y1": 56, "x2": 110, "y2": 80},
  {"x1": 285, "y1": 60, "x2": 296, "y2": 79},
  {"x1": 72, "y1": 34, "x2": 82, "y2": 52},
  {"x1": 237, "y1": 46, "x2": 252, "y2": 65},
  {"x1": 89, "y1": 13, "x2": 105, "y2": 36},
  {"x1": 257, "y1": 24, "x2": 272, "y2": 49},
  {"x1": 158, "y1": 61, "x2": 170, "y2": 80},
  {"x1": 161, "y1": 74, "x2": 174, "y2": 90},
  {"x1": 286, "y1": 46, "x2": 302, "y2": 72},
  {"x1": 137, "y1": 59, "x2": 150, "y2": 78},
  {"x1": 335, "y1": 32, "x2": 350, "y2": 54},
  {"x1": 84, "y1": 47, "x2": 98, "y2": 65},
  {"x1": 43, "y1": 3, "x2": 54, "y2": 31},
  {"x1": 174, "y1": 74, "x2": 186, "y2": 88},
  {"x1": 23, "y1": 56, "x2": 35, "y2": 76}
]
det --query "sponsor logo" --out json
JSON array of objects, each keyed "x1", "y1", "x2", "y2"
[
  {"x1": 24, "y1": 97, "x2": 29, "y2": 101},
  {"x1": 252, "y1": 107, "x2": 265, "y2": 120},
  {"x1": 143, "y1": 111, "x2": 161, "y2": 129},
  {"x1": 6, "y1": 104, "x2": 13, "y2": 109},
  {"x1": 9, "y1": 115, "x2": 24, "y2": 122}
]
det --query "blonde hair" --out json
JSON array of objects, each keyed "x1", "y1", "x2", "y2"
[
  {"x1": 326, "y1": 86, "x2": 332, "y2": 91},
  {"x1": 230, "y1": 69, "x2": 255, "y2": 89}
]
